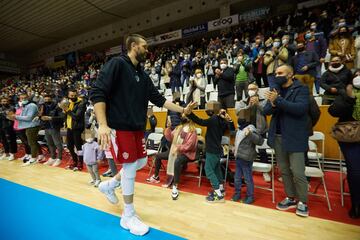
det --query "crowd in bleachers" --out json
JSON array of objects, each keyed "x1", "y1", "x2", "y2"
[{"x1": 1, "y1": 0, "x2": 360, "y2": 219}]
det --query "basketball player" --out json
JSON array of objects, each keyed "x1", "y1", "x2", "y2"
[{"x1": 90, "y1": 34, "x2": 196, "y2": 236}]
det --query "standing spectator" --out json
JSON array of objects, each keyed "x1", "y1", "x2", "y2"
[
  {"x1": 162, "y1": 61, "x2": 171, "y2": 89},
  {"x1": 205, "y1": 51, "x2": 218, "y2": 85},
  {"x1": 9, "y1": 93, "x2": 44, "y2": 166},
  {"x1": 232, "y1": 108, "x2": 264, "y2": 203},
  {"x1": 253, "y1": 48, "x2": 268, "y2": 87},
  {"x1": 329, "y1": 26, "x2": 356, "y2": 70},
  {"x1": 61, "y1": 89, "x2": 86, "y2": 171},
  {"x1": 305, "y1": 28, "x2": 328, "y2": 95},
  {"x1": 186, "y1": 103, "x2": 232, "y2": 203},
  {"x1": 169, "y1": 59, "x2": 181, "y2": 94},
  {"x1": 41, "y1": 94, "x2": 64, "y2": 167},
  {"x1": 320, "y1": 56, "x2": 353, "y2": 105},
  {"x1": 290, "y1": 41, "x2": 319, "y2": 95},
  {"x1": 0, "y1": 97, "x2": 17, "y2": 161},
  {"x1": 264, "y1": 39, "x2": 288, "y2": 89},
  {"x1": 234, "y1": 51, "x2": 251, "y2": 101},
  {"x1": 328, "y1": 73, "x2": 360, "y2": 219},
  {"x1": 149, "y1": 68, "x2": 159, "y2": 89},
  {"x1": 82, "y1": 138, "x2": 103, "y2": 187},
  {"x1": 180, "y1": 54, "x2": 191, "y2": 89},
  {"x1": 192, "y1": 51, "x2": 206, "y2": 74},
  {"x1": 214, "y1": 59, "x2": 235, "y2": 109},
  {"x1": 13, "y1": 100, "x2": 31, "y2": 162},
  {"x1": 189, "y1": 69, "x2": 206, "y2": 109},
  {"x1": 264, "y1": 65, "x2": 310, "y2": 217}
]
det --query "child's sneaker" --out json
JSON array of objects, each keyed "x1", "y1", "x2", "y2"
[
  {"x1": 296, "y1": 201, "x2": 309, "y2": 217},
  {"x1": 146, "y1": 175, "x2": 160, "y2": 184},
  {"x1": 171, "y1": 188, "x2": 179, "y2": 200},
  {"x1": 89, "y1": 180, "x2": 95, "y2": 185},
  {"x1": 276, "y1": 197, "x2": 297, "y2": 211},
  {"x1": 94, "y1": 180, "x2": 101, "y2": 188},
  {"x1": 98, "y1": 181, "x2": 119, "y2": 204},
  {"x1": 242, "y1": 196, "x2": 254, "y2": 204},
  {"x1": 73, "y1": 167, "x2": 79, "y2": 171},
  {"x1": 120, "y1": 214, "x2": 149, "y2": 236},
  {"x1": 206, "y1": 191, "x2": 225, "y2": 203},
  {"x1": 231, "y1": 193, "x2": 241, "y2": 202}
]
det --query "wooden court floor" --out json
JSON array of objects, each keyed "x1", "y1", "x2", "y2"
[{"x1": 1, "y1": 159, "x2": 359, "y2": 240}]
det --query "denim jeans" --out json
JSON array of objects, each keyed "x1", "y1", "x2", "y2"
[{"x1": 234, "y1": 157, "x2": 254, "y2": 198}]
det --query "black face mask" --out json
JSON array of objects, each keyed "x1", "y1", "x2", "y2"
[
  {"x1": 205, "y1": 110, "x2": 214, "y2": 117},
  {"x1": 297, "y1": 47, "x2": 305, "y2": 52},
  {"x1": 274, "y1": 76, "x2": 288, "y2": 87},
  {"x1": 237, "y1": 119, "x2": 249, "y2": 130},
  {"x1": 44, "y1": 101, "x2": 52, "y2": 105},
  {"x1": 331, "y1": 63, "x2": 341, "y2": 68},
  {"x1": 180, "y1": 117, "x2": 189, "y2": 124},
  {"x1": 69, "y1": 97, "x2": 77, "y2": 102}
]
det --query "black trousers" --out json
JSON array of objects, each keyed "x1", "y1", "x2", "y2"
[
  {"x1": 339, "y1": 142, "x2": 360, "y2": 205},
  {"x1": 67, "y1": 128, "x2": 84, "y2": 169},
  {"x1": 0, "y1": 127, "x2": 17, "y2": 154},
  {"x1": 174, "y1": 154, "x2": 190, "y2": 185},
  {"x1": 154, "y1": 149, "x2": 170, "y2": 177},
  {"x1": 16, "y1": 129, "x2": 31, "y2": 155},
  {"x1": 254, "y1": 73, "x2": 268, "y2": 87}
]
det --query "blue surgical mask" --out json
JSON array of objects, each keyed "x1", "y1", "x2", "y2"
[
  {"x1": 22, "y1": 100, "x2": 29, "y2": 105},
  {"x1": 305, "y1": 33, "x2": 312, "y2": 40}
]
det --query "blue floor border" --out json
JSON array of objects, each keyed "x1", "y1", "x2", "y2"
[{"x1": 0, "y1": 178, "x2": 186, "y2": 240}]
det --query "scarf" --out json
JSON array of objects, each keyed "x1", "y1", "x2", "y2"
[
  {"x1": 328, "y1": 64, "x2": 344, "y2": 73},
  {"x1": 66, "y1": 99, "x2": 81, "y2": 129}
]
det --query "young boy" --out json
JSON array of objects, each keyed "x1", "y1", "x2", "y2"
[
  {"x1": 186, "y1": 101, "x2": 232, "y2": 202},
  {"x1": 232, "y1": 108, "x2": 264, "y2": 203}
]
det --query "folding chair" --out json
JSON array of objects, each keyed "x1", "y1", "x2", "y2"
[
  {"x1": 339, "y1": 148, "x2": 350, "y2": 207},
  {"x1": 184, "y1": 138, "x2": 206, "y2": 187},
  {"x1": 208, "y1": 91, "x2": 218, "y2": 101},
  {"x1": 155, "y1": 127, "x2": 164, "y2": 134},
  {"x1": 305, "y1": 140, "x2": 332, "y2": 211},
  {"x1": 309, "y1": 131, "x2": 325, "y2": 170},
  {"x1": 253, "y1": 139, "x2": 276, "y2": 203},
  {"x1": 220, "y1": 136, "x2": 230, "y2": 185},
  {"x1": 146, "y1": 133, "x2": 164, "y2": 176}
]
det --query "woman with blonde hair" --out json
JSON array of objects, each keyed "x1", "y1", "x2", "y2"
[
  {"x1": 163, "y1": 113, "x2": 198, "y2": 200},
  {"x1": 189, "y1": 69, "x2": 206, "y2": 109}
]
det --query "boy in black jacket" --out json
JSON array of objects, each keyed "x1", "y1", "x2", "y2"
[{"x1": 186, "y1": 101, "x2": 233, "y2": 203}]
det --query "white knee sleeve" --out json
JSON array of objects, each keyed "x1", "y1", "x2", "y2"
[
  {"x1": 136, "y1": 157, "x2": 147, "y2": 170},
  {"x1": 121, "y1": 157, "x2": 148, "y2": 196}
]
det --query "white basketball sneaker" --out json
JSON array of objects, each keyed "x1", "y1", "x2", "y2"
[
  {"x1": 120, "y1": 214, "x2": 150, "y2": 236},
  {"x1": 98, "y1": 181, "x2": 119, "y2": 204},
  {"x1": 21, "y1": 158, "x2": 37, "y2": 167},
  {"x1": 44, "y1": 158, "x2": 56, "y2": 165}
]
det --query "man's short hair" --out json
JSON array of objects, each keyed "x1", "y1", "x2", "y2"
[
  {"x1": 126, "y1": 34, "x2": 146, "y2": 51},
  {"x1": 220, "y1": 58, "x2": 228, "y2": 63},
  {"x1": 280, "y1": 64, "x2": 294, "y2": 75}
]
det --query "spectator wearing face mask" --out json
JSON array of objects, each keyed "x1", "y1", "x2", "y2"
[
  {"x1": 328, "y1": 71, "x2": 360, "y2": 219},
  {"x1": 264, "y1": 38, "x2": 289, "y2": 89},
  {"x1": 0, "y1": 97, "x2": 17, "y2": 161},
  {"x1": 60, "y1": 88, "x2": 87, "y2": 171},
  {"x1": 149, "y1": 68, "x2": 159, "y2": 89},
  {"x1": 251, "y1": 35, "x2": 264, "y2": 60},
  {"x1": 180, "y1": 54, "x2": 192, "y2": 89},
  {"x1": 281, "y1": 35, "x2": 296, "y2": 58},
  {"x1": 234, "y1": 51, "x2": 252, "y2": 101},
  {"x1": 192, "y1": 52, "x2": 206, "y2": 75},
  {"x1": 253, "y1": 48, "x2": 268, "y2": 87},
  {"x1": 290, "y1": 41, "x2": 319, "y2": 95},
  {"x1": 7, "y1": 93, "x2": 44, "y2": 166},
  {"x1": 205, "y1": 51, "x2": 219, "y2": 86},
  {"x1": 40, "y1": 94, "x2": 65, "y2": 167},
  {"x1": 320, "y1": 56, "x2": 353, "y2": 105},
  {"x1": 264, "y1": 64, "x2": 310, "y2": 218},
  {"x1": 305, "y1": 28, "x2": 328, "y2": 95},
  {"x1": 214, "y1": 59, "x2": 235, "y2": 109},
  {"x1": 329, "y1": 26, "x2": 356, "y2": 70},
  {"x1": 169, "y1": 59, "x2": 181, "y2": 94},
  {"x1": 188, "y1": 69, "x2": 206, "y2": 109}
]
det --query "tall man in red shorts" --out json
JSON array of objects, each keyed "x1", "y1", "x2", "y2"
[{"x1": 90, "y1": 34, "x2": 195, "y2": 236}]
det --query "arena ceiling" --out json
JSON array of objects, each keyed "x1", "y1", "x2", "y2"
[{"x1": 0, "y1": 0, "x2": 179, "y2": 55}]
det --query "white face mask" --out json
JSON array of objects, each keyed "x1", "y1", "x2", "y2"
[
  {"x1": 273, "y1": 42, "x2": 281, "y2": 48},
  {"x1": 248, "y1": 90, "x2": 257, "y2": 97},
  {"x1": 196, "y1": 73, "x2": 202, "y2": 78},
  {"x1": 282, "y1": 39, "x2": 289, "y2": 45},
  {"x1": 353, "y1": 76, "x2": 360, "y2": 88},
  {"x1": 220, "y1": 64, "x2": 227, "y2": 70}
]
